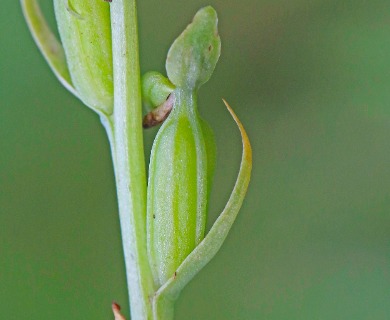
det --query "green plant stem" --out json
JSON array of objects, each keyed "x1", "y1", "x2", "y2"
[{"x1": 109, "y1": 0, "x2": 155, "y2": 319}]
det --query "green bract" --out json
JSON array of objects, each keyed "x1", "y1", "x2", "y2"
[{"x1": 54, "y1": 0, "x2": 113, "y2": 114}]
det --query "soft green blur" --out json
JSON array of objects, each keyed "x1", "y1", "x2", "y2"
[{"x1": 1, "y1": 1, "x2": 389, "y2": 319}]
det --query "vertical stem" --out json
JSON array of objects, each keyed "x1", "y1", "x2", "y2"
[{"x1": 110, "y1": 1, "x2": 155, "y2": 319}]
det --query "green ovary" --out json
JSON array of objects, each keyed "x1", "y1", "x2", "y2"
[{"x1": 147, "y1": 90, "x2": 210, "y2": 287}]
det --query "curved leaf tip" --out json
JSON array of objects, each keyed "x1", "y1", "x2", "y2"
[{"x1": 222, "y1": 99, "x2": 252, "y2": 164}]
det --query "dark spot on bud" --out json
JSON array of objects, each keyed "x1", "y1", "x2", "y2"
[{"x1": 208, "y1": 45, "x2": 212, "y2": 51}]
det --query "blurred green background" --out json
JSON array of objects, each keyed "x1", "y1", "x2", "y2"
[{"x1": 1, "y1": 0, "x2": 390, "y2": 319}]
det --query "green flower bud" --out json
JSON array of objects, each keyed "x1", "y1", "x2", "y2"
[
  {"x1": 53, "y1": 0, "x2": 113, "y2": 114},
  {"x1": 147, "y1": 6, "x2": 219, "y2": 287},
  {"x1": 141, "y1": 71, "x2": 175, "y2": 111}
]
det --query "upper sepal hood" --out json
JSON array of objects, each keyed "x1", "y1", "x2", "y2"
[{"x1": 166, "y1": 6, "x2": 221, "y2": 91}]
